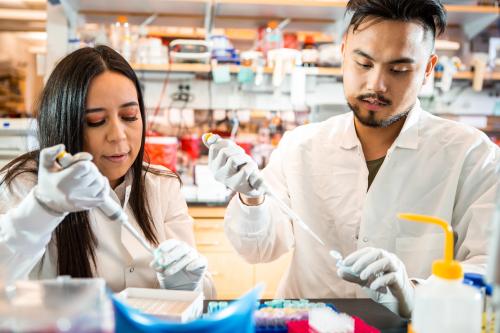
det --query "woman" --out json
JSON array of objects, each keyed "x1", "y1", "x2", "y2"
[{"x1": 0, "y1": 45, "x2": 215, "y2": 297}]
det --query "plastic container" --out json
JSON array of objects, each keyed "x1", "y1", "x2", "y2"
[
  {"x1": 144, "y1": 135, "x2": 178, "y2": 171},
  {"x1": 0, "y1": 277, "x2": 113, "y2": 333},
  {"x1": 262, "y1": 21, "x2": 284, "y2": 57},
  {"x1": 399, "y1": 214, "x2": 482, "y2": 333},
  {"x1": 301, "y1": 35, "x2": 319, "y2": 67}
]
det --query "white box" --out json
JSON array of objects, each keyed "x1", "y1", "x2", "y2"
[{"x1": 116, "y1": 288, "x2": 204, "y2": 323}]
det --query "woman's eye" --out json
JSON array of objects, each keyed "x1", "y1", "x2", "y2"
[
  {"x1": 122, "y1": 116, "x2": 139, "y2": 122},
  {"x1": 121, "y1": 109, "x2": 139, "y2": 122},
  {"x1": 86, "y1": 118, "x2": 105, "y2": 127}
]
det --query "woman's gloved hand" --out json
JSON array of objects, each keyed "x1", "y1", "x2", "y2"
[
  {"x1": 34, "y1": 144, "x2": 109, "y2": 215},
  {"x1": 337, "y1": 247, "x2": 415, "y2": 318},
  {"x1": 150, "y1": 239, "x2": 207, "y2": 291}
]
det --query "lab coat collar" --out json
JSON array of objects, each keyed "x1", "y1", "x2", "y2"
[
  {"x1": 339, "y1": 99, "x2": 422, "y2": 150},
  {"x1": 392, "y1": 99, "x2": 421, "y2": 150},
  {"x1": 113, "y1": 170, "x2": 133, "y2": 208},
  {"x1": 339, "y1": 112, "x2": 360, "y2": 150}
]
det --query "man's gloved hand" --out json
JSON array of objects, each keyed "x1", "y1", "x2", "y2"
[
  {"x1": 337, "y1": 247, "x2": 414, "y2": 318},
  {"x1": 34, "y1": 144, "x2": 109, "y2": 215},
  {"x1": 208, "y1": 138, "x2": 263, "y2": 198},
  {"x1": 150, "y1": 239, "x2": 207, "y2": 291}
]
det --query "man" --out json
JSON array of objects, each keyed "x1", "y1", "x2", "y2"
[{"x1": 208, "y1": 0, "x2": 499, "y2": 318}]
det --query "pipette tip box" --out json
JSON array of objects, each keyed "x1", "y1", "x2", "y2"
[{"x1": 116, "y1": 287, "x2": 204, "y2": 323}]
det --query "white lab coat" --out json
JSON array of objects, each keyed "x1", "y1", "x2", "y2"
[
  {"x1": 0, "y1": 163, "x2": 215, "y2": 298},
  {"x1": 225, "y1": 101, "x2": 499, "y2": 300}
]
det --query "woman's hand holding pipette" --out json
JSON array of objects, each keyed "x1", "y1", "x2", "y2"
[
  {"x1": 34, "y1": 144, "x2": 108, "y2": 215},
  {"x1": 150, "y1": 239, "x2": 207, "y2": 291}
]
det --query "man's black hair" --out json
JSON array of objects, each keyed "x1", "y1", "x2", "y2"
[{"x1": 346, "y1": 0, "x2": 447, "y2": 40}]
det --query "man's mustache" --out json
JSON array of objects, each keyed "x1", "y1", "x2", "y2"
[{"x1": 356, "y1": 93, "x2": 392, "y2": 106}]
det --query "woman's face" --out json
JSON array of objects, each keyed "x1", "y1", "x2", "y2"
[{"x1": 83, "y1": 71, "x2": 143, "y2": 188}]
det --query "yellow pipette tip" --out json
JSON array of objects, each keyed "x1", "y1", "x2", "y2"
[
  {"x1": 55, "y1": 150, "x2": 67, "y2": 161},
  {"x1": 202, "y1": 133, "x2": 213, "y2": 145}
]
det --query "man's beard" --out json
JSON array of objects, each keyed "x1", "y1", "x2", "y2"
[{"x1": 347, "y1": 94, "x2": 412, "y2": 128}]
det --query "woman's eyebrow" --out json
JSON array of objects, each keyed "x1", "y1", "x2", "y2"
[
  {"x1": 120, "y1": 101, "x2": 139, "y2": 108},
  {"x1": 86, "y1": 101, "x2": 138, "y2": 113},
  {"x1": 85, "y1": 107, "x2": 105, "y2": 113}
]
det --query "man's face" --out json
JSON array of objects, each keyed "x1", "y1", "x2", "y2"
[{"x1": 342, "y1": 18, "x2": 437, "y2": 128}]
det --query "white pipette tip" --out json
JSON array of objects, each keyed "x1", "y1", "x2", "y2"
[
  {"x1": 310, "y1": 230, "x2": 325, "y2": 246},
  {"x1": 329, "y1": 250, "x2": 342, "y2": 261}
]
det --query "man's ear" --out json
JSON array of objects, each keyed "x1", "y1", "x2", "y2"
[
  {"x1": 341, "y1": 33, "x2": 347, "y2": 56},
  {"x1": 423, "y1": 53, "x2": 438, "y2": 85}
]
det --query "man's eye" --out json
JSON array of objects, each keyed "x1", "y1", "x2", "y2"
[
  {"x1": 356, "y1": 61, "x2": 372, "y2": 69},
  {"x1": 391, "y1": 67, "x2": 410, "y2": 74}
]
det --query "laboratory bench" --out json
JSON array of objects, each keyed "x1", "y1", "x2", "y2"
[
  {"x1": 189, "y1": 205, "x2": 293, "y2": 299},
  {"x1": 190, "y1": 207, "x2": 409, "y2": 333}
]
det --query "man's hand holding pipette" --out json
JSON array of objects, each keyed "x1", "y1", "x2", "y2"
[
  {"x1": 206, "y1": 134, "x2": 264, "y2": 202},
  {"x1": 336, "y1": 247, "x2": 415, "y2": 318},
  {"x1": 204, "y1": 133, "x2": 325, "y2": 246}
]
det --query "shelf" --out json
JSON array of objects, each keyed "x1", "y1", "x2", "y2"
[
  {"x1": 132, "y1": 63, "x2": 500, "y2": 81},
  {"x1": 148, "y1": 27, "x2": 334, "y2": 43},
  {"x1": 435, "y1": 71, "x2": 500, "y2": 81},
  {"x1": 132, "y1": 63, "x2": 343, "y2": 76}
]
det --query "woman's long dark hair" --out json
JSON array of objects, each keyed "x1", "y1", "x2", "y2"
[{"x1": 0, "y1": 45, "x2": 164, "y2": 277}]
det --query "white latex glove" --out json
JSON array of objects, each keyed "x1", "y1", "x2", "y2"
[
  {"x1": 150, "y1": 239, "x2": 207, "y2": 291},
  {"x1": 34, "y1": 144, "x2": 109, "y2": 215},
  {"x1": 208, "y1": 138, "x2": 263, "y2": 197},
  {"x1": 337, "y1": 247, "x2": 414, "y2": 318}
]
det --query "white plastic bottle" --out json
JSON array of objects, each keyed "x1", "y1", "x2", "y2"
[{"x1": 399, "y1": 214, "x2": 482, "y2": 333}]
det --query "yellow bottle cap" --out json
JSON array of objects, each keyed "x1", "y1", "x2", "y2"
[{"x1": 398, "y1": 213, "x2": 463, "y2": 280}]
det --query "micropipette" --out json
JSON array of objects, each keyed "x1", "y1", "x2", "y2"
[
  {"x1": 56, "y1": 150, "x2": 155, "y2": 255},
  {"x1": 203, "y1": 133, "x2": 325, "y2": 246}
]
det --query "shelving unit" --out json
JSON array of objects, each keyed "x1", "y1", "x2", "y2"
[
  {"x1": 75, "y1": 0, "x2": 499, "y2": 36},
  {"x1": 56, "y1": 0, "x2": 500, "y2": 137}
]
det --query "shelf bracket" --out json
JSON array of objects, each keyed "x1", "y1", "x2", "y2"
[
  {"x1": 462, "y1": 13, "x2": 498, "y2": 40},
  {"x1": 204, "y1": 0, "x2": 217, "y2": 41}
]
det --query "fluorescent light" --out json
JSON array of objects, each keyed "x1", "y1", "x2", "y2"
[
  {"x1": 0, "y1": 0, "x2": 25, "y2": 6},
  {"x1": 435, "y1": 40, "x2": 460, "y2": 51},
  {"x1": 17, "y1": 31, "x2": 47, "y2": 40},
  {"x1": 0, "y1": 8, "x2": 46, "y2": 20}
]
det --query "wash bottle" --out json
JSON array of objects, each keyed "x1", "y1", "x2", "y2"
[{"x1": 399, "y1": 213, "x2": 482, "y2": 333}]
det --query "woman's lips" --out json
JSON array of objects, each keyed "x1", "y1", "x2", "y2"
[{"x1": 103, "y1": 153, "x2": 128, "y2": 163}]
